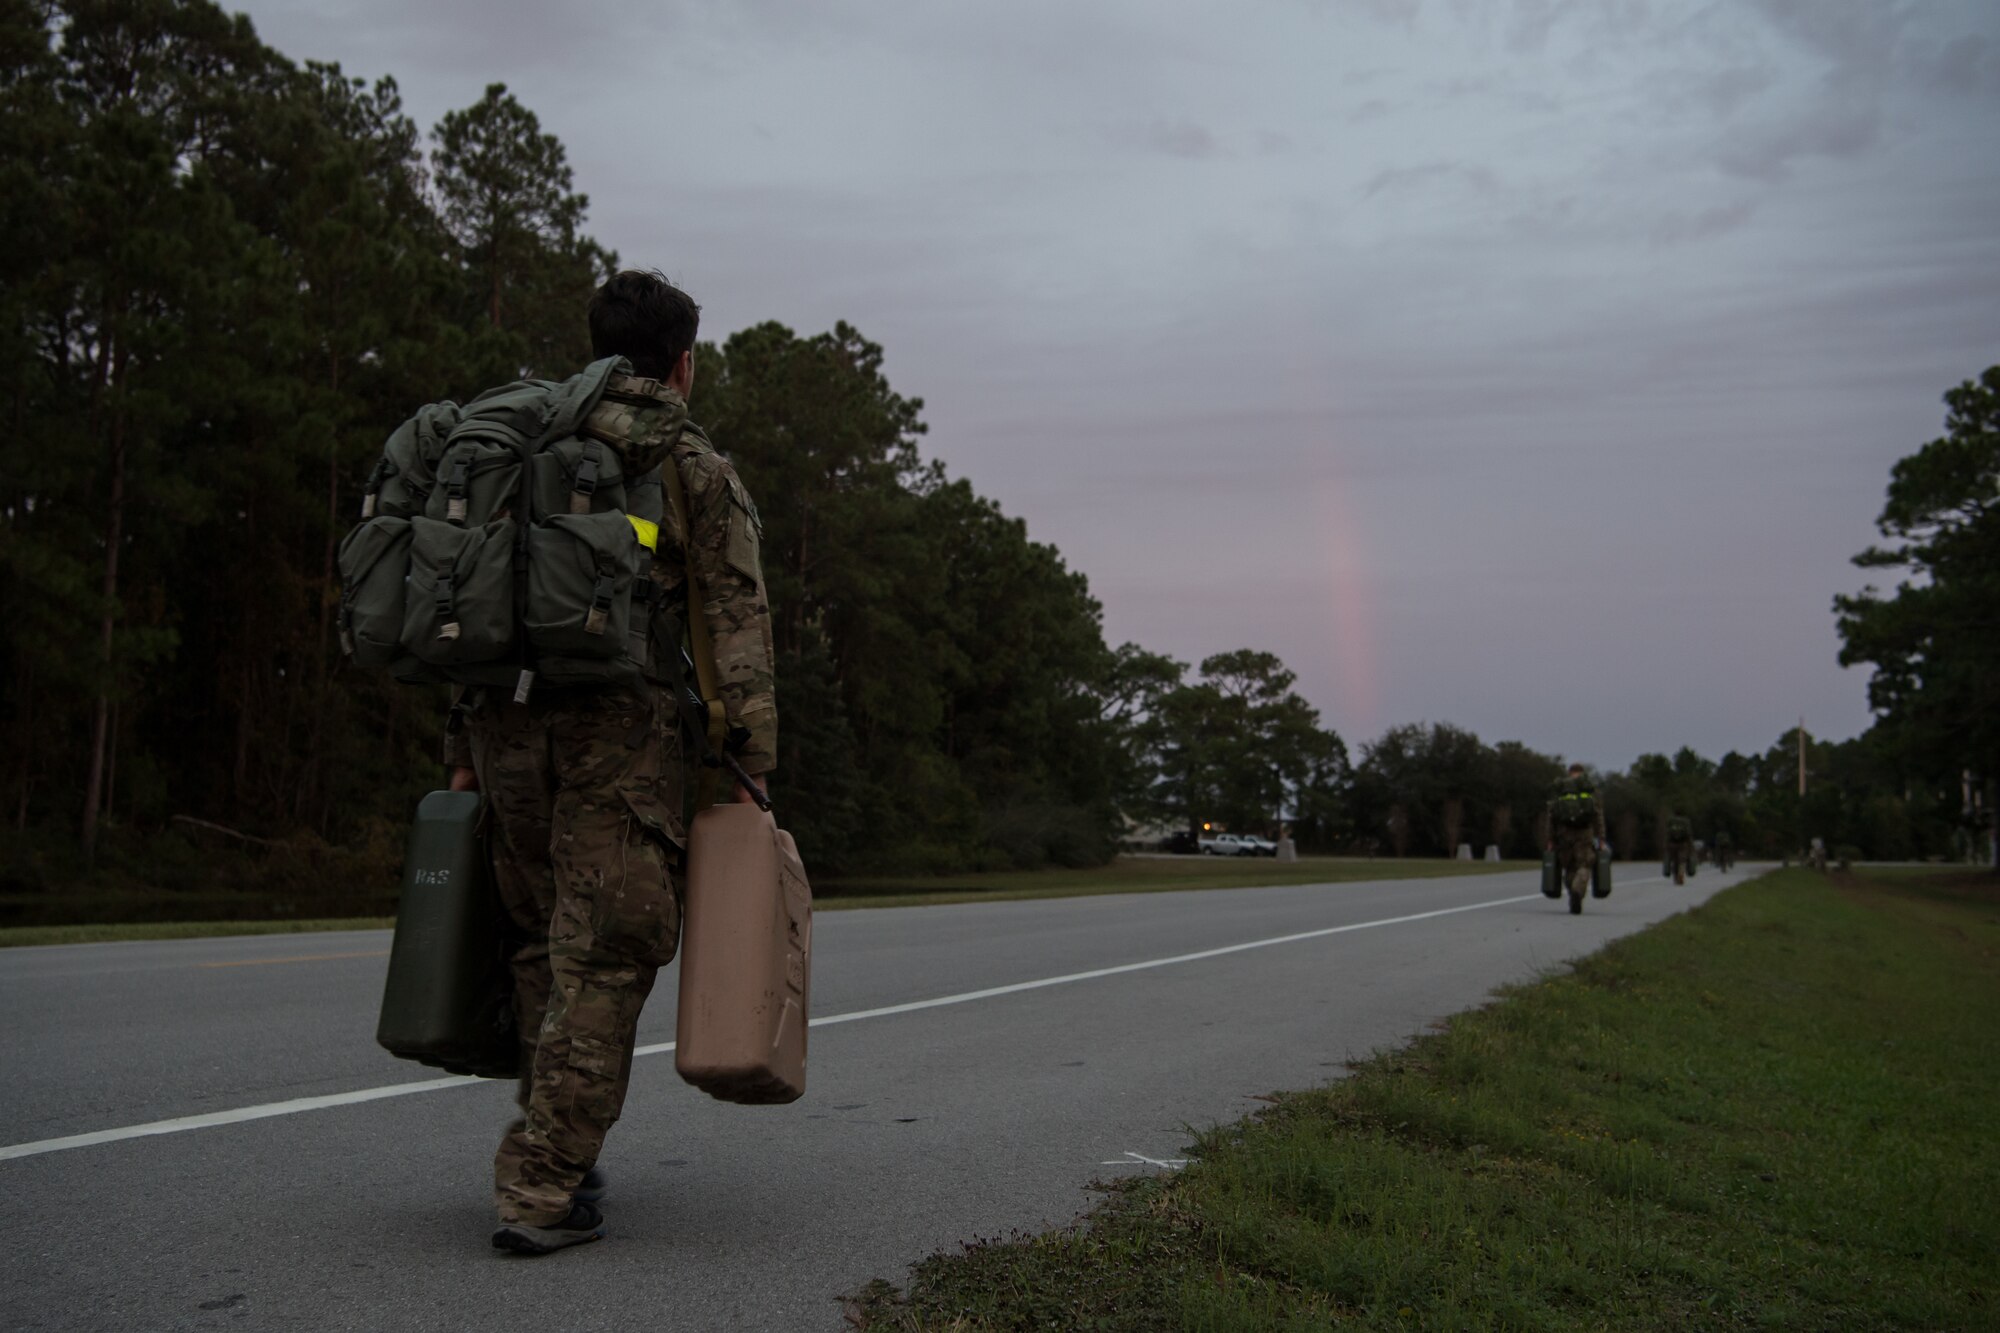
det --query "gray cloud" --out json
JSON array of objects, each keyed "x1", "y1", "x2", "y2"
[
  {"x1": 1360, "y1": 160, "x2": 1500, "y2": 199},
  {"x1": 1696, "y1": 63, "x2": 1780, "y2": 118},
  {"x1": 1437, "y1": 74, "x2": 1566, "y2": 114},
  {"x1": 1748, "y1": 0, "x2": 1908, "y2": 75},
  {"x1": 1117, "y1": 118, "x2": 1227, "y2": 160},
  {"x1": 1710, "y1": 79, "x2": 1884, "y2": 180},
  {"x1": 232, "y1": 0, "x2": 2000, "y2": 765},
  {"x1": 1304, "y1": 0, "x2": 1421, "y2": 29},
  {"x1": 1692, "y1": 0, "x2": 2000, "y2": 181},
  {"x1": 1438, "y1": 0, "x2": 1662, "y2": 55},
  {"x1": 1930, "y1": 31, "x2": 2000, "y2": 95},
  {"x1": 1647, "y1": 200, "x2": 1758, "y2": 247}
]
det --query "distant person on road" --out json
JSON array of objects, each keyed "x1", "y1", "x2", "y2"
[
  {"x1": 445, "y1": 270, "x2": 779, "y2": 1255},
  {"x1": 1663, "y1": 815, "x2": 1693, "y2": 884},
  {"x1": 1545, "y1": 764, "x2": 1606, "y2": 911},
  {"x1": 1712, "y1": 829, "x2": 1733, "y2": 872}
]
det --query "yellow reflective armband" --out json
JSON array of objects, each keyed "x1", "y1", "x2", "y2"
[{"x1": 627, "y1": 515, "x2": 659, "y2": 551}]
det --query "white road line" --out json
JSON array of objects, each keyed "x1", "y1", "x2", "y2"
[
  {"x1": 1, "y1": 881, "x2": 1652, "y2": 1164},
  {"x1": 0, "y1": 1075, "x2": 481, "y2": 1162},
  {"x1": 787, "y1": 891, "x2": 1550, "y2": 1031}
]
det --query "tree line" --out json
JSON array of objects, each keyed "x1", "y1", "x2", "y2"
[
  {"x1": 0, "y1": 2, "x2": 1984, "y2": 918},
  {"x1": 1833, "y1": 366, "x2": 2000, "y2": 868}
]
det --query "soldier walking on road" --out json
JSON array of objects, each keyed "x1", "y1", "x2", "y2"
[
  {"x1": 445, "y1": 271, "x2": 779, "y2": 1255},
  {"x1": 1712, "y1": 829, "x2": 1733, "y2": 872},
  {"x1": 1545, "y1": 764, "x2": 1606, "y2": 915},
  {"x1": 1663, "y1": 815, "x2": 1693, "y2": 885}
]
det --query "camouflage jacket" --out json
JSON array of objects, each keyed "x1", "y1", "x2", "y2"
[{"x1": 444, "y1": 370, "x2": 778, "y2": 776}]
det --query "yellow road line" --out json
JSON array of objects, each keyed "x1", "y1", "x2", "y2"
[{"x1": 197, "y1": 950, "x2": 389, "y2": 969}]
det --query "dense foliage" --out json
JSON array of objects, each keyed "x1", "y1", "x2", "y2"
[
  {"x1": 1835, "y1": 367, "x2": 2000, "y2": 866},
  {"x1": 0, "y1": 0, "x2": 625, "y2": 890},
  {"x1": 0, "y1": 2, "x2": 1975, "y2": 916}
]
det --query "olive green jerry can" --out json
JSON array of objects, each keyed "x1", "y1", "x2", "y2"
[{"x1": 376, "y1": 791, "x2": 518, "y2": 1079}]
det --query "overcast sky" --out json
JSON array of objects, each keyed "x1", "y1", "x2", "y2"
[{"x1": 241, "y1": 0, "x2": 2000, "y2": 770}]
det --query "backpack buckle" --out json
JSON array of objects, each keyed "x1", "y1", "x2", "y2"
[
  {"x1": 570, "y1": 445, "x2": 600, "y2": 515},
  {"x1": 435, "y1": 574, "x2": 461, "y2": 642},
  {"x1": 446, "y1": 456, "x2": 471, "y2": 523},
  {"x1": 360, "y1": 458, "x2": 396, "y2": 519},
  {"x1": 583, "y1": 573, "x2": 617, "y2": 635}
]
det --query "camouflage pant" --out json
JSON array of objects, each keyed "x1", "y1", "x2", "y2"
[
  {"x1": 1554, "y1": 826, "x2": 1596, "y2": 895},
  {"x1": 467, "y1": 683, "x2": 685, "y2": 1226},
  {"x1": 1665, "y1": 841, "x2": 1691, "y2": 876}
]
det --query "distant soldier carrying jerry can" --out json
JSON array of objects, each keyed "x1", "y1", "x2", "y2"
[
  {"x1": 1545, "y1": 764, "x2": 1607, "y2": 916},
  {"x1": 1663, "y1": 815, "x2": 1693, "y2": 885}
]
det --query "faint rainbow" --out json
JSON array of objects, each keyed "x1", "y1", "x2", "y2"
[{"x1": 1311, "y1": 466, "x2": 1379, "y2": 737}]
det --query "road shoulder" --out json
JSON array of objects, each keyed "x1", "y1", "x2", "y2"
[{"x1": 848, "y1": 866, "x2": 2000, "y2": 1330}]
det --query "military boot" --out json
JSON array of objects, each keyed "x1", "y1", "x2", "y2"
[{"x1": 492, "y1": 1200, "x2": 605, "y2": 1256}]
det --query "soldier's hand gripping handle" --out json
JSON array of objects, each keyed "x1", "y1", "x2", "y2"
[
  {"x1": 675, "y1": 648, "x2": 772, "y2": 812},
  {"x1": 718, "y1": 750, "x2": 772, "y2": 811}
]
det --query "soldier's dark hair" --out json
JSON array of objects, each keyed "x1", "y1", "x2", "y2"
[
  {"x1": 1566, "y1": 763, "x2": 1586, "y2": 776},
  {"x1": 588, "y1": 269, "x2": 700, "y2": 379}
]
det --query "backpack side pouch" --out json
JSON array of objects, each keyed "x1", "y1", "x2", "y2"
[
  {"x1": 426, "y1": 435, "x2": 523, "y2": 527},
  {"x1": 337, "y1": 516, "x2": 413, "y2": 668},
  {"x1": 404, "y1": 517, "x2": 517, "y2": 667},
  {"x1": 371, "y1": 402, "x2": 460, "y2": 519},
  {"x1": 525, "y1": 511, "x2": 643, "y2": 660},
  {"x1": 531, "y1": 435, "x2": 628, "y2": 521}
]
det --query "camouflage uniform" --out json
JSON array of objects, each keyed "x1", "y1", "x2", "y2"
[
  {"x1": 444, "y1": 372, "x2": 777, "y2": 1228},
  {"x1": 1664, "y1": 817, "x2": 1693, "y2": 879},
  {"x1": 1547, "y1": 777, "x2": 1606, "y2": 898}
]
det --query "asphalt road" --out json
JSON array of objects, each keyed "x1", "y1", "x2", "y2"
[{"x1": 0, "y1": 861, "x2": 1747, "y2": 1330}]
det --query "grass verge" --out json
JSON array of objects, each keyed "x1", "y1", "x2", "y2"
[
  {"x1": 850, "y1": 867, "x2": 2000, "y2": 1330},
  {"x1": 0, "y1": 856, "x2": 1510, "y2": 946},
  {"x1": 816, "y1": 855, "x2": 1514, "y2": 911}
]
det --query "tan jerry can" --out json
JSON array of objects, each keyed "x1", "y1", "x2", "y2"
[{"x1": 675, "y1": 803, "x2": 813, "y2": 1104}]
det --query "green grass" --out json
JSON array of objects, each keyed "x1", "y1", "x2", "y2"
[
  {"x1": 850, "y1": 867, "x2": 2000, "y2": 1331},
  {"x1": 0, "y1": 855, "x2": 1509, "y2": 945},
  {"x1": 816, "y1": 855, "x2": 1515, "y2": 911},
  {"x1": 0, "y1": 916, "x2": 396, "y2": 948}
]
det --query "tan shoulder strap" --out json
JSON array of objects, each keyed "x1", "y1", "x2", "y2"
[{"x1": 663, "y1": 448, "x2": 727, "y2": 795}]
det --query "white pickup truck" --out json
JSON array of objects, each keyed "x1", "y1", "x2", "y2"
[{"x1": 1200, "y1": 832, "x2": 1277, "y2": 857}]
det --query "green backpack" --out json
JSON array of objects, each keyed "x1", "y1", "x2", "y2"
[
  {"x1": 1666, "y1": 816, "x2": 1692, "y2": 842},
  {"x1": 1551, "y1": 780, "x2": 1597, "y2": 829},
  {"x1": 337, "y1": 357, "x2": 665, "y2": 698}
]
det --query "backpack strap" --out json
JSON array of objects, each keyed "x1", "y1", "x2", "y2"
[
  {"x1": 663, "y1": 446, "x2": 727, "y2": 806},
  {"x1": 570, "y1": 439, "x2": 602, "y2": 514}
]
